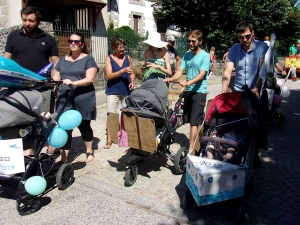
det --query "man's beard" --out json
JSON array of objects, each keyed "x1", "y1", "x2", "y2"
[
  {"x1": 24, "y1": 25, "x2": 38, "y2": 34},
  {"x1": 190, "y1": 45, "x2": 199, "y2": 53}
]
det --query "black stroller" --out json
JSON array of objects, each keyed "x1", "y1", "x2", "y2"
[
  {"x1": 0, "y1": 83, "x2": 75, "y2": 216},
  {"x1": 107, "y1": 79, "x2": 187, "y2": 187}
]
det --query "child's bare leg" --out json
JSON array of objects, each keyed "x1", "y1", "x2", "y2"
[
  {"x1": 223, "y1": 148, "x2": 235, "y2": 162},
  {"x1": 23, "y1": 148, "x2": 34, "y2": 156},
  {"x1": 206, "y1": 145, "x2": 215, "y2": 159}
]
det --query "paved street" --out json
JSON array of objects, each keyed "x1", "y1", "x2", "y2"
[{"x1": 0, "y1": 76, "x2": 300, "y2": 224}]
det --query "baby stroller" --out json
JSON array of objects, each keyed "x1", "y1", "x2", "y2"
[
  {"x1": 107, "y1": 79, "x2": 187, "y2": 187},
  {"x1": 0, "y1": 58, "x2": 75, "y2": 215},
  {"x1": 265, "y1": 72, "x2": 286, "y2": 130},
  {"x1": 183, "y1": 87, "x2": 260, "y2": 224},
  {"x1": 0, "y1": 86, "x2": 75, "y2": 215}
]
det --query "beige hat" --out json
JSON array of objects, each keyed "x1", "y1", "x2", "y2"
[{"x1": 143, "y1": 31, "x2": 168, "y2": 48}]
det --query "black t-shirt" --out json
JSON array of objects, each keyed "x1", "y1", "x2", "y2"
[
  {"x1": 5, "y1": 28, "x2": 59, "y2": 73},
  {"x1": 166, "y1": 46, "x2": 179, "y2": 74}
]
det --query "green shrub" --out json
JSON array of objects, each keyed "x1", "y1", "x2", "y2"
[{"x1": 107, "y1": 25, "x2": 145, "y2": 49}]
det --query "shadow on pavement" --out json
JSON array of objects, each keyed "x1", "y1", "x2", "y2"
[
  {"x1": 108, "y1": 148, "x2": 170, "y2": 179},
  {"x1": 171, "y1": 89, "x2": 300, "y2": 224},
  {"x1": 173, "y1": 132, "x2": 189, "y2": 147}
]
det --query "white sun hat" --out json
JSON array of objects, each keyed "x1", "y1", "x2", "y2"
[{"x1": 143, "y1": 31, "x2": 168, "y2": 48}]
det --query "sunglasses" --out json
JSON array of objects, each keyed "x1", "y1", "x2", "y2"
[
  {"x1": 238, "y1": 34, "x2": 251, "y2": 40},
  {"x1": 187, "y1": 39, "x2": 196, "y2": 44},
  {"x1": 68, "y1": 39, "x2": 81, "y2": 45}
]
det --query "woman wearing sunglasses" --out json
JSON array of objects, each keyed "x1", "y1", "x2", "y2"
[
  {"x1": 104, "y1": 37, "x2": 135, "y2": 149},
  {"x1": 52, "y1": 32, "x2": 98, "y2": 164}
]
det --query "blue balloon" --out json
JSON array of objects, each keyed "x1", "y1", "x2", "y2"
[
  {"x1": 58, "y1": 110, "x2": 82, "y2": 130},
  {"x1": 48, "y1": 126, "x2": 68, "y2": 148},
  {"x1": 25, "y1": 176, "x2": 47, "y2": 196}
]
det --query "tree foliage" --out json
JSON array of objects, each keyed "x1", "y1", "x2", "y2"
[
  {"x1": 107, "y1": 25, "x2": 144, "y2": 49},
  {"x1": 156, "y1": 0, "x2": 300, "y2": 56}
]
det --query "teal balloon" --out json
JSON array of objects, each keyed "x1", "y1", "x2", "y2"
[
  {"x1": 58, "y1": 110, "x2": 82, "y2": 130},
  {"x1": 48, "y1": 126, "x2": 68, "y2": 148},
  {"x1": 290, "y1": 45, "x2": 297, "y2": 55},
  {"x1": 25, "y1": 176, "x2": 47, "y2": 196}
]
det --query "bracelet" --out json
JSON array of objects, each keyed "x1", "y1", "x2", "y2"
[{"x1": 157, "y1": 65, "x2": 160, "y2": 69}]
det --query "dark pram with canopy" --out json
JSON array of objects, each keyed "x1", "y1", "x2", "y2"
[
  {"x1": 0, "y1": 57, "x2": 75, "y2": 215},
  {"x1": 183, "y1": 86, "x2": 260, "y2": 224},
  {"x1": 107, "y1": 79, "x2": 187, "y2": 187}
]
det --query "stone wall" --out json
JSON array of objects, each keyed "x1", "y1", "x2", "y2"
[{"x1": 0, "y1": 0, "x2": 9, "y2": 29}]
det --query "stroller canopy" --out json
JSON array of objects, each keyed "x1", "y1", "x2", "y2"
[
  {"x1": 0, "y1": 89, "x2": 44, "y2": 128},
  {"x1": 122, "y1": 79, "x2": 168, "y2": 120},
  {"x1": 205, "y1": 87, "x2": 261, "y2": 130}
]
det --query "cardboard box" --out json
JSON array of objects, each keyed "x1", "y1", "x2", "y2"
[
  {"x1": 186, "y1": 154, "x2": 246, "y2": 206},
  {"x1": 168, "y1": 74, "x2": 186, "y2": 101}
]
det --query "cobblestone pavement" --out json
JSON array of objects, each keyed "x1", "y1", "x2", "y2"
[
  {"x1": 67, "y1": 77, "x2": 300, "y2": 224},
  {"x1": 1, "y1": 76, "x2": 300, "y2": 224}
]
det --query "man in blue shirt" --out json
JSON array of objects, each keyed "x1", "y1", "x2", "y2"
[
  {"x1": 222, "y1": 21, "x2": 269, "y2": 167},
  {"x1": 165, "y1": 30, "x2": 210, "y2": 153},
  {"x1": 222, "y1": 21, "x2": 268, "y2": 97}
]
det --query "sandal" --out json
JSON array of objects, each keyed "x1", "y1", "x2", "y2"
[
  {"x1": 104, "y1": 141, "x2": 112, "y2": 149},
  {"x1": 85, "y1": 151, "x2": 94, "y2": 163}
]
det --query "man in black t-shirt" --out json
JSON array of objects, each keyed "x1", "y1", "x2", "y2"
[
  {"x1": 4, "y1": 6, "x2": 59, "y2": 113},
  {"x1": 4, "y1": 6, "x2": 59, "y2": 155},
  {"x1": 166, "y1": 35, "x2": 181, "y2": 75},
  {"x1": 4, "y1": 6, "x2": 59, "y2": 74}
]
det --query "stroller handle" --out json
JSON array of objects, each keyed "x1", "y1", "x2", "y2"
[{"x1": 200, "y1": 136, "x2": 241, "y2": 149}]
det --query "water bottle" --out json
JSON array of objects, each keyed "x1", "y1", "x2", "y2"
[
  {"x1": 170, "y1": 111, "x2": 177, "y2": 125},
  {"x1": 156, "y1": 133, "x2": 161, "y2": 146}
]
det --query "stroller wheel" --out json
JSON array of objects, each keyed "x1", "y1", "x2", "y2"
[
  {"x1": 175, "y1": 116, "x2": 183, "y2": 128},
  {"x1": 181, "y1": 188, "x2": 193, "y2": 209},
  {"x1": 278, "y1": 114, "x2": 286, "y2": 125},
  {"x1": 16, "y1": 195, "x2": 40, "y2": 216},
  {"x1": 174, "y1": 147, "x2": 188, "y2": 175},
  {"x1": 124, "y1": 165, "x2": 138, "y2": 187},
  {"x1": 236, "y1": 198, "x2": 246, "y2": 225},
  {"x1": 56, "y1": 163, "x2": 74, "y2": 190}
]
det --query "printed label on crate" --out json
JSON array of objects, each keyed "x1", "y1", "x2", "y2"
[
  {"x1": 0, "y1": 138, "x2": 25, "y2": 174},
  {"x1": 168, "y1": 75, "x2": 186, "y2": 101}
]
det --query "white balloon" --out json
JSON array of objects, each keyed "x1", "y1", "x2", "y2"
[
  {"x1": 281, "y1": 86, "x2": 290, "y2": 98},
  {"x1": 277, "y1": 80, "x2": 284, "y2": 88}
]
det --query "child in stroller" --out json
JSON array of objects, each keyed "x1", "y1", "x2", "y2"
[
  {"x1": 0, "y1": 89, "x2": 51, "y2": 156},
  {"x1": 206, "y1": 129, "x2": 246, "y2": 164},
  {"x1": 184, "y1": 88, "x2": 260, "y2": 224}
]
